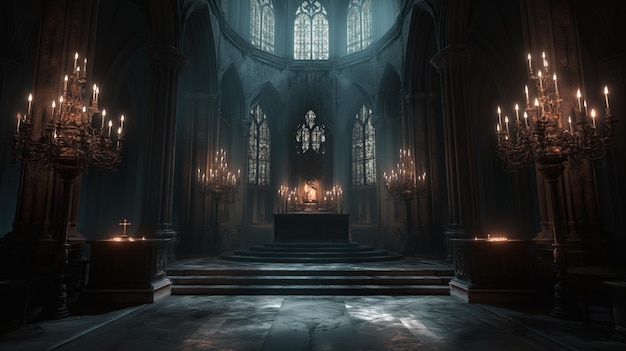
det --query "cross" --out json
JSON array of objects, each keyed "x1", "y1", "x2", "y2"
[{"x1": 118, "y1": 218, "x2": 131, "y2": 238}]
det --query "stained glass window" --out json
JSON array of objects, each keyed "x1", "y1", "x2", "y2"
[
  {"x1": 248, "y1": 105, "x2": 271, "y2": 185},
  {"x1": 296, "y1": 110, "x2": 326, "y2": 154},
  {"x1": 347, "y1": 0, "x2": 372, "y2": 54},
  {"x1": 294, "y1": 1, "x2": 329, "y2": 60},
  {"x1": 352, "y1": 105, "x2": 376, "y2": 185},
  {"x1": 250, "y1": 0, "x2": 275, "y2": 53}
]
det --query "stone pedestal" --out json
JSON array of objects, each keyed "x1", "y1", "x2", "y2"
[
  {"x1": 449, "y1": 238, "x2": 534, "y2": 303},
  {"x1": 273, "y1": 214, "x2": 350, "y2": 242},
  {"x1": 84, "y1": 238, "x2": 171, "y2": 304}
]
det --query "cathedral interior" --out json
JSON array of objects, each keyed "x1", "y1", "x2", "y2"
[{"x1": 1, "y1": 0, "x2": 626, "y2": 349}]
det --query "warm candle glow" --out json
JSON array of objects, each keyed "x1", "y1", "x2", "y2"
[{"x1": 604, "y1": 86, "x2": 610, "y2": 110}]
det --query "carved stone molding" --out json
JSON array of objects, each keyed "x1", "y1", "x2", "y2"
[
  {"x1": 430, "y1": 45, "x2": 471, "y2": 72},
  {"x1": 149, "y1": 44, "x2": 186, "y2": 72}
]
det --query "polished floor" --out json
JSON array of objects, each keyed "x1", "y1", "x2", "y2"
[{"x1": 1, "y1": 258, "x2": 625, "y2": 351}]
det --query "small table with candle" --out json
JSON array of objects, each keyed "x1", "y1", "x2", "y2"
[{"x1": 83, "y1": 237, "x2": 172, "y2": 304}]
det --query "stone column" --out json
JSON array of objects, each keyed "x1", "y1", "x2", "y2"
[
  {"x1": 431, "y1": 45, "x2": 481, "y2": 259},
  {"x1": 405, "y1": 92, "x2": 440, "y2": 253},
  {"x1": 139, "y1": 44, "x2": 185, "y2": 259}
]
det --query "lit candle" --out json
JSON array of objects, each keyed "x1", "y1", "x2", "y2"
[
  {"x1": 93, "y1": 84, "x2": 97, "y2": 101},
  {"x1": 604, "y1": 86, "x2": 610, "y2": 110},
  {"x1": 51, "y1": 101, "x2": 56, "y2": 120},
  {"x1": 27, "y1": 93, "x2": 32, "y2": 115},
  {"x1": 16, "y1": 113, "x2": 21, "y2": 132},
  {"x1": 553, "y1": 73, "x2": 558, "y2": 96},
  {"x1": 584, "y1": 100, "x2": 588, "y2": 116},
  {"x1": 534, "y1": 98, "x2": 540, "y2": 117},
  {"x1": 524, "y1": 85, "x2": 529, "y2": 105},
  {"x1": 537, "y1": 70, "x2": 543, "y2": 89},
  {"x1": 73, "y1": 52, "x2": 78, "y2": 69},
  {"x1": 577, "y1": 89, "x2": 582, "y2": 112},
  {"x1": 505, "y1": 116, "x2": 509, "y2": 134},
  {"x1": 120, "y1": 114, "x2": 125, "y2": 133},
  {"x1": 101, "y1": 109, "x2": 106, "y2": 129},
  {"x1": 591, "y1": 109, "x2": 596, "y2": 128},
  {"x1": 497, "y1": 106, "x2": 502, "y2": 126},
  {"x1": 514, "y1": 104, "x2": 519, "y2": 121},
  {"x1": 108, "y1": 120, "x2": 112, "y2": 137},
  {"x1": 524, "y1": 111, "x2": 528, "y2": 127},
  {"x1": 542, "y1": 51, "x2": 548, "y2": 71},
  {"x1": 527, "y1": 53, "x2": 533, "y2": 75},
  {"x1": 64, "y1": 75, "x2": 68, "y2": 94},
  {"x1": 568, "y1": 115, "x2": 572, "y2": 132},
  {"x1": 83, "y1": 58, "x2": 87, "y2": 73}
]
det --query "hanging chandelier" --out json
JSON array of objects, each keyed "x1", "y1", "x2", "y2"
[
  {"x1": 495, "y1": 51, "x2": 617, "y2": 171},
  {"x1": 383, "y1": 148, "x2": 426, "y2": 200},
  {"x1": 13, "y1": 52, "x2": 125, "y2": 176},
  {"x1": 197, "y1": 149, "x2": 240, "y2": 198}
]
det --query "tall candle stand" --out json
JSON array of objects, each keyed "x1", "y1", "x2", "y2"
[
  {"x1": 495, "y1": 51, "x2": 617, "y2": 318},
  {"x1": 12, "y1": 52, "x2": 125, "y2": 319}
]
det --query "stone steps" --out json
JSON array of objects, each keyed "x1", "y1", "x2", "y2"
[
  {"x1": 219, "y1": 241, "x2": 404, "y2": 263},
  {"x1": 168, "y1": 242, "x2": 452, "y2": 295}
]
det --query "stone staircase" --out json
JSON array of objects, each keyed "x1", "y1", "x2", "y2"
[
  {"x1": 219, "y1": 241, "x2": 404, "y2": 263},
  {"x1": 167, "y1": 243, "x2": 454, "y2": 296}
]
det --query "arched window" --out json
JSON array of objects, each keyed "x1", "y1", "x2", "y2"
[
  {"x1": 248, "y1": 105, "x2": 271, "y2": 185},
  {"x1": 347, "y1": 0, "x2": 372, "y2": 54},
  {"x1": 250, "y1": 0, "x2": 275, "y2": 53},
  {"x1": 294, "y1": 1, "x2": 329, "y2": 60},
  {"x1": 352, "y1": 105, "x2": 376, "y2": 185}
]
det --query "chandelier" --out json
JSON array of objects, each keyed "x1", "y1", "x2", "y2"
[
  {"x1": 11, "y1": 52, "x2": 125, "y2": 319},
  {"x1": 495, "y1": 51, "x2": 616, "y2": 171},
  {"x1": 383, "y1": 148, "x2": 426, "y2": 200},
  {"x1": 13, "y1": 52, "x2": 124, "y2": 177},
  {"x1": 197, "y1": 149, "x2": 240, "y2": 198},
  {"x1": 196, "y1": 149, "x2": 240, "y2": 255}
]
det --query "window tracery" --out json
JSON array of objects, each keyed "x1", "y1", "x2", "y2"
[
  {"x1": 294, "y1": 1, "x2": 329, "y2": 60},
  {"x1": 296, "y1": 110, "x2": 326, "y2": 154},
  {"x1": 250, "y1": 0, "x2": 275, "y2": 53},
  {"x1": 248, "y1": 105, "x2": 271, "y2": 185},
  {"x1": 352, "y1": 105, "x2": 376, "y2": 185},
  {"x1": 347, "y1": 0, "x2": 372, "y2": 54}
]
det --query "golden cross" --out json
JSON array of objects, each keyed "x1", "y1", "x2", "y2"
[{"x1": 118, "y1": 218, "x2": 131, "y2": 237}]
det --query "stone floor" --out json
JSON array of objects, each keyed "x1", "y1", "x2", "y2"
[{"x1": 1, "y1": 258, "x2": 625, "y2": 351}]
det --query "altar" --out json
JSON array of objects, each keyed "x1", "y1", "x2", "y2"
[{"x1": 273, "y1": 213, "x2": 350, "y2": 242}]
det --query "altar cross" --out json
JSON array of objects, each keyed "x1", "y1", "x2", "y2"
[{"x1": 118, "y1": 218, "x2": 131, "y2": 238}]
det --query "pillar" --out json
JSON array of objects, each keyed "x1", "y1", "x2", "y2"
[
  {"x1": 139, "y1": 44, "x2": 185, "y2": 259},
  {"x1": 431, "y1": 45, "x2": 481, "y2": 260}
]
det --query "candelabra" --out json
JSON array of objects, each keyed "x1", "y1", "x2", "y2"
[
  {"x1": 384, "y1": 149, "x2": 427, "y2": 255},
  {"x1": 197, "y1": 149, "x2": 240, "y2": 254},
  {"x1": 495, "y1": 51, "x2": 617, "y2": 319},
  {"x1": 12, "y1": 52, "x2": 125, "y2": 319}
]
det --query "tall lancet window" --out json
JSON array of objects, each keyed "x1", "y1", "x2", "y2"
[
  {"x1": 294, "y1": 1, "x2": 329, "y2": 60},
  {"x1": 248, "y1": 105, "x2": 271, "y2": 186},
  {"x1": 347, "y1": 0, "x2": 372, "y2": 54},
  {"x1": 250, "y1": 0, "x2": 275, "y2": 53},
  {"x1": 352, "y1": 105, "x2": 376, "y2": 185}
]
